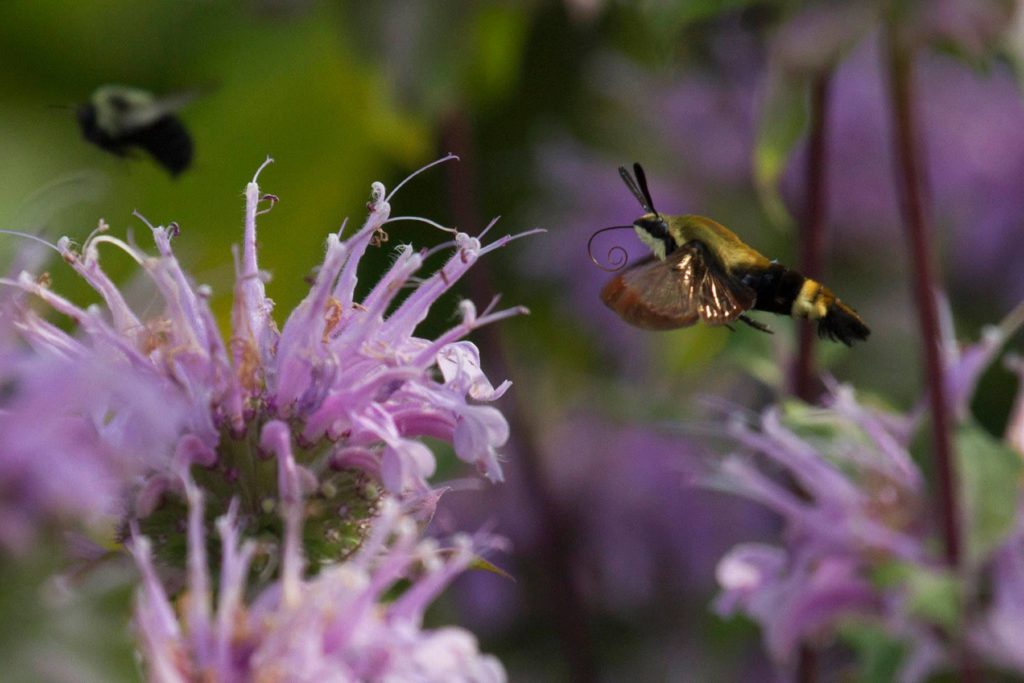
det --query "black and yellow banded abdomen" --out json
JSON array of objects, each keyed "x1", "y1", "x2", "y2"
[
  {"x1": 740, "y1": 263, "x2": 870, "y2": 346},
  {"x1": 741, "y1": 263, "x2": 806, "y2": 316}
]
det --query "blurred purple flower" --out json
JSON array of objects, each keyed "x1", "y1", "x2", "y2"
[
  {"x1": 0, "y1": 157, "x2": 531, "y2": 551},
  {"x1": 446, "y1": 415, "x2": 771, "y2": 633},
  {"x1": 715, "y1": 545, "x2": 883, "y2": 660},
  {"x1": 711, "y1": 393, "x2": 937, "y2": 675},
  {"x1": 972, "y1": 511, "x2": 1024, "y2": 675},
  {"x1": 970, "y1": 348, "x2": 1024, "y2": 675},
  {"x1": 0, "y1": 321, "x2": 189, "y2": 552},
  {"x1": 539, "y1": 416, "x2": 770, "y2": 605},
  {"x1": 710, "y1": 301, "x2": 1024, "y2": 680},
  {"x1": 907, "y1": 0, "x2": 1016, "y2": 55},
  {"x1": 131, "y1": 419, "x2": 506, "y2": 682},
  {"x1": 1005, "y1": 353, "x2": 1024, "y2": 456}
]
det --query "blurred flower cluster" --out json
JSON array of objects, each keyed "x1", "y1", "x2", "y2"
[
  {"x1": 0, "y1": 159, "x2": 525, "y2": 680},
  {"x1": 132, "y1": 447, "x2": 505, "y2": 682},
  {"x1": 710, "y1": 303, "x2": 1024, "y2": 681}
]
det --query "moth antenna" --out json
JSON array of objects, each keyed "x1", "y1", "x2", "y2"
[
  {"x1": 631, "y1": 162, "x2": 658, "y2": 216},
  {"x1": 618, "y1": 164, "x2": 658, "y2": 215},
  {"x1": 618, "y1": 166, "x2": 648, "y2": 213},
  {"x1": 587, "y1": 225, "x2": 634, "y2": 272}
]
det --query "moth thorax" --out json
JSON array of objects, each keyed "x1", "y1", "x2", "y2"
[{"x1": 634, "y1": 225, "x2": 667, "y2": 261}]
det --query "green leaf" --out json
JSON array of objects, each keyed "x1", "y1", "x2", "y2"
[
  {"x1": 778, "y1": 398, "x2": 846, "y2": 439},
  {"x1": 753, "y1": 67, "x2": 806, "y2": 231},
  {"x1": 464, "y1": 5, "x2": 530, "y2": 107},
  {"x1": 957, "y1": 422, "x2": 1023, "y2": 566},
  {"x1": 0, "y1": 542, "x2": 138, "y2": 683},
  {"x1": 837, "y1": 618, "x2": 908, "y2": 683},
  {"x1": 636, "y1": 0, "x2": 763, "y2": 30},
  {"x1": 904, "y1": 568, "x2": 959, "y2": 628},
  {"x1": 871, "y1": 560, "x2": 959, "y2": 629},
  {"x1": 467, "y1": 555, "x2": 516, "y2": 582},
  {"x1": 656, "y1": 325, "x2": 729, "y2": 378},
  {"x1": 752, "y1": 1, "x2": 876, "y2": 230}
]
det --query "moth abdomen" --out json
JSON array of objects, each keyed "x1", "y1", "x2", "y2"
[
  {"x1": 741, "y1": 263, "x2": 806, "y2": 316},
  {"x1": 817, "y1": 299, "x2": 871, "y2": 346},
  {"x1": 741, "y1": 263, "x2": 870, "y2": 346}
]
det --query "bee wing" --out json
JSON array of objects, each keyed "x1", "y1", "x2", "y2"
[
  {"x1": 601, "y1": 241, "x2": 755, "y2": 330},
  {"x1": 120, "y1": 90, "x2": 199, "y2": 130},
  {"x1": 89, "y1": 86, "x2": 199, "y2": 134}
]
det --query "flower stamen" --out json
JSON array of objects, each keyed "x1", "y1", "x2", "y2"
[
  {"x1": 0, "y1": 229, "x2": 61, "y2": 254},
  {"x1": 384, "y1": 215, "x2": 458, "y2": 234},
  {"x1": 384, "y1": 153, "x2": 459, "y2": 203}
]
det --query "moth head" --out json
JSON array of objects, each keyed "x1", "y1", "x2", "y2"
[
  {"x1": 618, "y1": 163, "x2": 676, "y2": 260},
  {"x1": 587, "y1": 163, "x2": 673, "y2": 272},
  {"x1": 631, "y1": 213, "x2": 671, "y2": 261}
]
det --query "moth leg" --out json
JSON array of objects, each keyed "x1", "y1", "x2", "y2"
[{"x1": 739, "y1": 315, "x2": 773, "y2": 335}]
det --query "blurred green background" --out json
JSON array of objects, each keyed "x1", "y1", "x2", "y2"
[{"x1": 3, "y1": 1, "x2": 1023, "y2": 680}]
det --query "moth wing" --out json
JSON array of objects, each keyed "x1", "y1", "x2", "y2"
[
  {"x1": 692, "y1": 244, "x2": 757, "y2": 326},
  {"x1": 601, "y1": 253, "x2": 699, "y2": 330},
  {"x1": 601, "y1": 242, "x2": 754, "y2": 330}
]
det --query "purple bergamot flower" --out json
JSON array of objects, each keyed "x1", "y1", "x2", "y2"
[
  {"x1": 130, "y1": 419, "x2": 507, "y2": 682},
  {"x1": 708, "y1": 301, "x2": 1024, "y2": 681},
  {"x1": 0, "y1": 156, "x2": 535, "y2": 569}
]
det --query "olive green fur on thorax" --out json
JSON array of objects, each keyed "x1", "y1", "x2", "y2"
[
  {"x1": 667, "y1": 214, "x2": 770, "y2": 272},
  {"x1": 634, "y1": 213, "x2": 771, "y2": 273}
]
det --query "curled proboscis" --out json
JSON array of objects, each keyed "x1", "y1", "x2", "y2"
[{"x1": 587, "y1": 225, "x2": 634, "y2": 272}]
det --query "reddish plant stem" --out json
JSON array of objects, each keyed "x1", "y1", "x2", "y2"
[
  {"x1": 886, "y1": 27, "x2": 980, "y2": 683},
  {"x1": 440, "y1": 110, "x2": 598, "y2": 683},
  {"x1": 792, "y1": 71, "x2": 833, "y2": 683},
  {"x1": 793, "y1": 73, "x2": 832, "y2": 404},
  {"x1": 885, "y1": 29, "x2": 961, "y2": 569}
]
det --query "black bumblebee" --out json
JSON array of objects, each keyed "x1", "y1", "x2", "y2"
[
  {"x1": 595, "y1": 164, "x2": 870, "y2": 346},
  {"x1": 77, "y1": 85, "x2": 195, "y2": 176}
]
